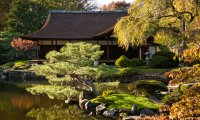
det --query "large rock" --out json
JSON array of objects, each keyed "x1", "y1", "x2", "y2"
[
  {"x1": 79, "y1": 91, "x2": 97, "y2": 109},
  {"x1": 140, "y1": 109, "x2": 155, "y2": 116},
  {"x1": 96, "y1": 103, "x2": 107, "y2": 115},
  {"x1": 119, "y1": 113, "x2": 128, "y2": 118},
  {"x1": 130, "y1": 104, "x2": 139, "y2": 115},
  {"x1": 102, "y1": 109, "x2": 118, "y2": 118},
  {"x1": 85, "y1": 101, "x2": 99, "y2": 111},
  {"x1": 65, "y1": 98, "x2": 78, "y2": 104},
  {"x1": 123, "y1": 116, "x2": 140, "y2": 120},
  {"x1": 79, "y1": 99, "x2": 89, "y2": 110},
  {"x1": 118, "y1": 108, "x2": 131, "y2": 113},
  {"x1": 79, "y1": 91, "x2": 97, "y2": 101}
]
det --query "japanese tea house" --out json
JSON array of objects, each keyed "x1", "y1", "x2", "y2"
[{"x1": 21, "y1": 10, "x2": 159, "y2": 63}]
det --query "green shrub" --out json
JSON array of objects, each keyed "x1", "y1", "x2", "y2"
[
  {"x1": 150, "y1": 51, "x2": 179, "y2": 68},
  {"x1": 128, "y1": 80, "x2": 168, "y2": 96},
  {"x1": 115, "y1": 55, "x2": 130, "y2": 68},
  {"x1": 130, "y1": 58, "x2": 145, "y2": 67},
  {"x1": 153, "y1": 51, "x2": 175, "y2": 58},
  {"x1": 13, "y1": 61, "x2": 29, "y2": 70},
  {"x1": 89, "y1": 63, "x2": 118, "y2": 79},
  {"x1": 1, "y1": 62, "x2": 15, "y2": 69},
  {"x1": 102, "y1": 90, "x2": 116, "y2": 97},
  {"x1": 150, "y1": 56, "x2": 170, "y2": 68},
  {"x1": 116, "y1": 67, "x2": 137, "y2": 77},
  {"x1": 88, "y1": 64, "x2": 137, "y2": 79},
  {"x1": 115, "y1": 55, "x2": 145, "y2": 68},
  {"x1": 90, "y1": 96, "x2": 106, "y2": 103}
]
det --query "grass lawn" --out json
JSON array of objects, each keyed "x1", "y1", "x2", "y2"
[{"x1": 91, "y1": 94, "x2": 162, "y2": 110}]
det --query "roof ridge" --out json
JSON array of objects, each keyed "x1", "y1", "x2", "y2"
[{"x1": 50, "y1": 10, "x2": 127, "y2": 14}]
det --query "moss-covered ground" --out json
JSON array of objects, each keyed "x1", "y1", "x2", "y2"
[{"x1": 91, "y1": 94, "x2": 162, "y2": 110}]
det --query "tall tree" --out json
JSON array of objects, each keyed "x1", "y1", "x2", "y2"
[
  {"x1": 115, "y1": 0, "x2": 200, "y2": 50},
  {"x1": 4, "y1": 0, "x2": 97, "y2": 34},
  {"x1": 100, "y1": 0, "x2": 130, "y2": 10},
  {"x1": 4, "y1": 0, "x2": 48, "y2": 34},
  {"x1": 0, "y1": 0, "x2": 15, "y2": 30}
]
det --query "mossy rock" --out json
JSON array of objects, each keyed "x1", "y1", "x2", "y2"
[
  {"x1": 91, "y1": 94, "x2": 161, "y2": 110},
  {"x1": 128, "y1": 80, "x2": 168, "y2": 96}
]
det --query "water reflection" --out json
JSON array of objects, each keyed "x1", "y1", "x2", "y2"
[
  {"x1": 11, "y1": 94, "x2": 40, "y2": 109},
  {"x1": 28, "y1": 104, "x2": 88, "y2": 120},
  {"x1": 0, "y1": 83, "x2": 62, "y2": 120},
  {"x1": 0, "y1": 82, "x2": 129, "y2": 120}
]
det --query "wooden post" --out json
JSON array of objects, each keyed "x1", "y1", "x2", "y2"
[
  {"x1": 51, "y1": 40, "x2": 53, "y2": 45},
  {"x1": 107, "y1": 40, "x2": 110, "y2": 60},
  {"x1": 139, "y1": 46, "x2": 142, "y2": 59},
  {"x1": 97, "y1": 40, "x2": 99, "y2": 45},
  {"x1": 36, "y1": 40, "x2": 39, "y2": 59},
  {"x1": 55, "y1": 40, "x2": 57, "y2": 50}
]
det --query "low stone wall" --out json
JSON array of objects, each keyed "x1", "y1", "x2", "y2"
[{"x1": 99, "y1": 74, "x2": 169, "y2": 84}]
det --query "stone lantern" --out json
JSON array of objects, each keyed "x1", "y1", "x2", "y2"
[
  {"x1": 145, "y1": 49, "x2": 151, "y2": 66},
  {"x1": 94, "y1": 61, "x2": 99, "y2": 67}
]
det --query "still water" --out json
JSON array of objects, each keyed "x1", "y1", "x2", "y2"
[
  {"x1": 0, "y1": 82, "x2": 128, "y2": 120},
  {"x1": 0, "y1": 82, "x2": 95, "y2": 120}
]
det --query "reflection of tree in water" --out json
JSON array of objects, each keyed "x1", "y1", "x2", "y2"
[
  {"x1": 11, "y1": 94, "x2": 40, "y2": 109},
  {"x1": 27, "y1": 104, "x2": 92, "y2": 120}
]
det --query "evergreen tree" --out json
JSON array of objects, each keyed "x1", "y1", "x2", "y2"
[{"x1": 27, "y1": 42, "x2": 103, "y2": 99}]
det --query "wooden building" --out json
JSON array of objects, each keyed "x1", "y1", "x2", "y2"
[{"x1": 21, "y1": 10, "x2": 159, "y2": 63}]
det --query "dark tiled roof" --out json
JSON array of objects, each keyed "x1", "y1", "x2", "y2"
[{"x1": 21, "y1": 10, "x2": 127, "y2": 40}]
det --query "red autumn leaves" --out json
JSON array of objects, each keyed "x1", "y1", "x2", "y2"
[{"x1": 11, "y1": 38, "x2": 37, "y2": 51}]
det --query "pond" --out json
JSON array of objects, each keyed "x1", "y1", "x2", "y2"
[
  {"x1": 0, "y1": 82, "x2": 92, "y2": 120},
  {"x1": 0, "y1": 82, "x2": 129, "y2": 120}
]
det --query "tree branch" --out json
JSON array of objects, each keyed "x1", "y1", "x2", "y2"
[
  {"x1": 70, "y1": 73, "x2": 99, "y2": 96},
  {"x1": 73, "y1": 86, "x2": 87, "y2": 92},
  {"x1": 155, "y1": 26, "x2": 181, "y2": 34},
  {"x1": 158, "y1": 14, "x2": 176, "y2": 19},
  {"x1": 169, "y1": 0, "x2": 199, "y2": 23}
]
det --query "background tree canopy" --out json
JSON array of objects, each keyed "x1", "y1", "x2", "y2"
[
  {"x1": 100, "y1": 0, "x2": 131, "y2": 11},
  {"x1": 115, "y1": 0, "x2": 200, "y2": 49},
  {"x1": 3, "y1": 0, "x2": 97, "y2": 34},
  {"x1": 0, "y1": 0, "x2": 14, "y2": 30},
  {"x1": 0, "y1": 32, "x2": 21, "y2": 64}
]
